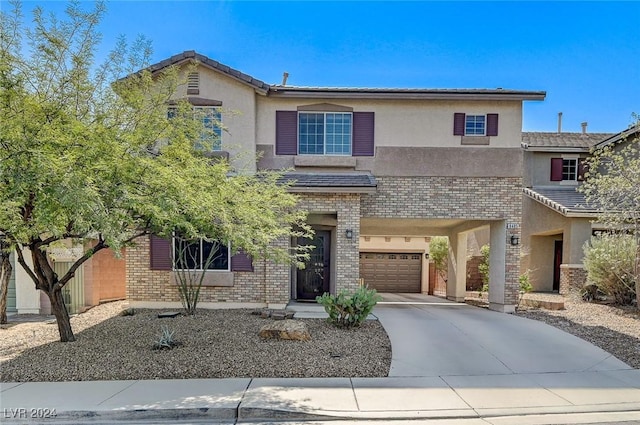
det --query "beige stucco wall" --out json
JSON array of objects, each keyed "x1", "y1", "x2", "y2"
[
  {"x1": 174, "y1": 65, "x2": 259, "y2": 172},
  {"x1": 256, "y1": 97, "x2": 523, "y2": 149},
  {"x1": 525, "y1": 151, "x2": 587, "y2": 187},
  {"x1": 521, "y1": 197, "x2": 593, "y2": 291}
]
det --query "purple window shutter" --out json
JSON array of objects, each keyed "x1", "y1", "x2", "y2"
[
  {"x1": 453, "y1": 113, "x2": 465, "y2": 136},
  {"x1": 231, "y1": 251, "x2": 253, "y2": 272},
  {"x1": 550, "y1": 158, "x2": 564, "y2": 181},
  {"x1": 486, "y1": 114, "x2": 499, "y2": 136},
  {"x1": 150, "y1": 235, "x2": 172, "y2": 270},
  {"x1": 352, "y1": 112, "x2": 375, "y2": 156},
  {"x1": 275, "y1": 111, "x2": 298, "y2": 155}
]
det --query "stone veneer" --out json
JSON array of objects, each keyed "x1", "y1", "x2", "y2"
[
  {"x1": 361, "y1": 176, "x2": 522, "y2": 306},
  {"x1": 559, "y1": 264, "x2": 588, "y2": 295}
]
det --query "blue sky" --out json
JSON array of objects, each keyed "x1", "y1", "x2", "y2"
[{"x1": 7, "y1": 1, "x2": 640, "y2": 133}]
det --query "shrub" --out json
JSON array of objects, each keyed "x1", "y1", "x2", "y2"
[
  {"x1": 153, "y1": 325, "x2": 179, "y2": 350},
  {"x1": 316, "y1": 287, "x2": 382, "y2": 328},
  {"x1": 479, "y1": 244, "x2": 490, "y2": 291},
  {"x1": 583, "y1": 233, "x2": 637, "y2": 305}
]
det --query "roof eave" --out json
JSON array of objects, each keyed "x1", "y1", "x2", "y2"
[
  {"x1": 287, "y1": 186, "x2": 377, "y2": 194},
  {"x1": 268, "y1": 89, "x2": 546, "y2": 101}
]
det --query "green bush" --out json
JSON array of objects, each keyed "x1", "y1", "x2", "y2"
[
  {"x1": 316, "y1": 287, "x2": 382, "y2": 328},
  {"x1": 479, "y1": 244, "x2": 490, "y2": 291},
  {"x1": 583, "y1": 233, "x2": 637, "y2": 305}
]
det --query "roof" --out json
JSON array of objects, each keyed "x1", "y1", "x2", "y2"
[
  {"x1": 593, "y1": 124, "x2": 640, "y2": 149},
  {"x1": 279, "y1": 173, "x2": 377, "y2": 194},
  {"x1": 268, "y1": 86, "x2": 546, "y2": 101},
  {"x1": 144, "y1": 51, "x2": 545, "y2": 101},
  {"x1": 523, "y1": 187, "x2": 599, "y2": 217},
  {"x1": 522, "y1": 132, "x2": 615, "y2": 151},
  {"x1": 145, "y1": 51, "x2": 271, "y2": 94}
]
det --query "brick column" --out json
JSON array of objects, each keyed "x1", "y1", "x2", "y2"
[{"x1": 559, "y1": 264, "x2": 587, "y2": 295}]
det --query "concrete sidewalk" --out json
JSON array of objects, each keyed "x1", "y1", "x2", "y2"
[{"x1": 2, "y1": 371, "x2": 640, "y2": 424}]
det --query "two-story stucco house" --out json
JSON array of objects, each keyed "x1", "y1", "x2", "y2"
[
  {"x1": 126, "y1": 51, "x2": 546, "y2": 313},
  {"x1": 522, "y1": 124, "x2": 637, "y2": 294}
]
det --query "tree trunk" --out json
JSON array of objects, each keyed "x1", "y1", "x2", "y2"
[
  {"x1": 0, "y1": 249, "x2": 11, "y2": 324},
  {"x1": 48, "y1": 288, "x2": 76, "y2": 342}
]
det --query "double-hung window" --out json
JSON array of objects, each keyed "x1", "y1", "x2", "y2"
[
  {"x1": 168, "y1": 106, "x2": 222, "y2": 151},
  {"x1": 551, "y1": 157, "x2": 585, "y2": 182},
  {"x1": 298, "y1": 112, "x2": 352, "y2": 155},
  {"x1": 173, "y1": 238, "x2": 229, "y2": 271},
  {"x1": 194, "y1": 107, "x2": 222, "y2": 151},
  {"x1": 465, "y1": 115, "x2": 486, "y2": 136}
]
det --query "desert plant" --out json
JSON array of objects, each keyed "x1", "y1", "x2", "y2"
[
  {"x1": 316, "y1": 287, "x2": 382, "y2": 328},
  {"x1": 153, "y1": 325, "x2": 178, "y2": 350},
  {"x1": 583, "y1": 233, "x2": 637, "y2": 305},
  {"x1": 479, "y1": 244, "x2": 490, "y2": 292},
  {"x1": 517, "y1": 271, "x2": 533, "y2": 308}
]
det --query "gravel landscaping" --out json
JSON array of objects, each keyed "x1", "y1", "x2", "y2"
[
  {"x1": 0, "y1": 301, "x2": 391, "y2": 382},
  {"x1": 2, "y1": 296, "x2": 639, "y2": 382}
]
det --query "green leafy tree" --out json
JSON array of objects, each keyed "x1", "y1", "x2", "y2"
[
  {"x1": 0, "y1": 1, "x2": 310, "y2": 342},
  {"x1": 479, "y1": 244, "x2": 490, "y2": 291},
  {"x1": 429, "y1": 236, "x2": 448, "y2": 281},
  {"x1": 580, "y1": 117, "x2": 640, "y2": 307}
]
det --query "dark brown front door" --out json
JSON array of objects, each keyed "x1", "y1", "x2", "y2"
[
  {"x1": 297, "y1": 230, "x2": 330, "y2": 300},
  {"x1": 553, "y1": 240, "x2": 563, "y2": 292}
]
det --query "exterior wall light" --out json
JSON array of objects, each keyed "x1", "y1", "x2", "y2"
[
  {"x1": 510, "y1": 235, "x2": 520, "y2": 246},
  {"x1": 345, "y1": 229, "x2": 353, "y2": 239},
  {"x1": 424, "y1": 253, "x2": 430, "y2": 259}
]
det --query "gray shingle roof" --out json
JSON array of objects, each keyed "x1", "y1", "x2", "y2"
[
  {"x1": 280, "y1": 173, "x2": 377, "y2": 188},
  {"x1": 522, "y1": 132, "x2": 614, "y2": 149},
  {"x1": 524, "y1": 187, "x2": 599, "y2": 216}
]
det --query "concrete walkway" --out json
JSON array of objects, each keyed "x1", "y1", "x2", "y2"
[{"x1": 2, "y1": 295, "x2": 640, "y2": 424}]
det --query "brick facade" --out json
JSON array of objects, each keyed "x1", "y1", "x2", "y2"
[
  {"x1": 362, "y1": 176, "x2": 522, "y2": 306},
  {"x1": 559, "y1": 264, "x2": 588, "y2": 295},
  {"x1": 126, "y1": 177, "x2": 521, "y2": 307}
]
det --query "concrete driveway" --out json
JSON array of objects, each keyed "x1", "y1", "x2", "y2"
[{"x1": 375, "y1": 293, "x2": 631, "y2": 377}]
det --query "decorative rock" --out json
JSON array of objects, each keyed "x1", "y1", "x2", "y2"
[
  {"x1": 259, "y1": 319, "x2": 311, "y2": 341},
  {"x1": 260, "y1": 310, "x2": 271, "y2": 319},
  {"x1": 157, "y1": 311, "x2": 180, "y2": 318}
]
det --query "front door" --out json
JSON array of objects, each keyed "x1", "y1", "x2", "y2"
[
  {"x1": 553, "y1": 240, "x2": 563, "y2": 292},
  {"x1": 297, "y1": 230, "x2": 330, "y2": 300}
]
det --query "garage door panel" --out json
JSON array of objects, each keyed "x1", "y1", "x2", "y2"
[{"x1": 359, "y1": 252, "x2": 421, "y2": 293}]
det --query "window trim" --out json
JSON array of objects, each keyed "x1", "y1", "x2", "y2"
[
  {"x1": 297, "y1": 111, "x2": 353, "y2": 156},
  {"x1": 172, "y1": 237, "x2": 230, "y2": 272},
  {"x1": 465, "y1": 114, "x2": 486, "y2": 136},
  {"x1": 560, "y1": 155, "x2": 579, "y2": 185}
]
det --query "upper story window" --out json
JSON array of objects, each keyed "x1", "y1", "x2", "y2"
[
  {"x1": 195, "y1": 106, "x2": 222, "y2": 151},
  {"x1": 550, "y1": 157, "x2": 586, "y2": 182},
  {"x1": 465, "y1": 115, "x2": 486, "y2": 136},
  {"x1": 173, "y1": 237, "x2": 229, "y2": 271},
  {"x1": 453, "y1": 113, "x2": 498, "y2": 138},
  {"x1": 299, "y1": 112, "x2": 352, "y2": 155},
  {"x1": 168, "y1": 106, "x2": 222, "y2": 151},
  {"x1": 275, "y1": 110, "x2": 374, "y2": 157}
]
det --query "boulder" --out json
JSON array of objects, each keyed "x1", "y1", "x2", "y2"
[{"x1": 259, "y1": 319, "x2": 311, "y2": 341}]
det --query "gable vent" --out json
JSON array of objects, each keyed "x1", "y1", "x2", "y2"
[{"x1": 187, "y1": 72, "x2": 199, "y2": 95}]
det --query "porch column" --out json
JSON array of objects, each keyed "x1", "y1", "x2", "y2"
[
  {"x1": 488, "y1": 220, "x2": 514, "y2": 313},
  {"x1": 446, "y1": 232, "x2": 467, "y2": 302},
  {"x1": 559, "y1": 219, "x2": 592, "y2": 294}
]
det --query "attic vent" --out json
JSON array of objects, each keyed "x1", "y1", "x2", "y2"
[{"x1": 187, "y1": 72, "x2": 199, "y2": 95}]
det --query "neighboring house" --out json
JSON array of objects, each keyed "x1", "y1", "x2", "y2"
[
  {"x1": 10, "y1": 245, "x2": 126, "y2": 315},
  {"x1": 126, "y1": 51, "x2": 546, "y2": 313},
  {"x1": 520, "y1": 126, "x2": 637, "y2": 294}
]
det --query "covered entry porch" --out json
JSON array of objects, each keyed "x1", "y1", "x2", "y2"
[{"x1": 360, "y1": 217, "x2": 520, "y2": 313}]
